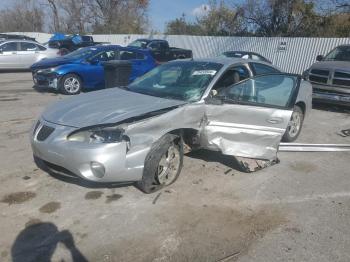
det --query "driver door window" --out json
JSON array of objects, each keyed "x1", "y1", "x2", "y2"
[
  {"x1": 20, "y1": 42, "x2": 38, "y2": 51},
  {"x1": 219, "y1": 74, "x2": 297, "y2": 108},
  {"x1": 213, "y1": 65, "x2": 250, "y2": 92},
  {"x1": 92, "y1": 50, "x2": 116, "y2": 63}
]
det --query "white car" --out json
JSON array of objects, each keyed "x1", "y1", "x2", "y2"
[{"x1": 0, "y1": 40, "x2": 59, "y2": 69}]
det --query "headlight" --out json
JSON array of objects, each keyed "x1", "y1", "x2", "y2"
[
  {"x1": 37, "y1": 67, "x2": 56, "y2": 74},
  {"x1": 68, "y1": 126, "x2": 125, "y2": 143}
]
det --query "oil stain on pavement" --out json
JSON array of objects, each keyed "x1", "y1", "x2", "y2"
[
  {"x1": 1, "y1": 192, "x2": 36, "y2": 205},
  {"x1": 39, "y1": 202, "x2": 61, "y2": 214},
  {"x1": 84, "y1": 191, "x2": 103, "y2": 200}
]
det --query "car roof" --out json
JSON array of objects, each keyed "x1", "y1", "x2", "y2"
[
  {"x1": 172, "y1": 57, "x2": 270, "y2": 66},
  {"x1": 167, "y1": 57, "x2": 280, "y2": 71},
  {"x1": 0, "y1": 40, "x2": 40, "y2": 44},
  {"x1": 79, "y1": 45, "x2": 152, "y2": 54}
]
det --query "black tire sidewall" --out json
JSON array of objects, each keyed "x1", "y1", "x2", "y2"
[
  {"x1": 136, "y1": 134, "x2": 183, "y2": 194},
  {"x1": 59, "y1": 74, "x2": 82, "y2": 95},
  {"x1": 282, "y1": 105, "x2": 304, "y2": 142}
]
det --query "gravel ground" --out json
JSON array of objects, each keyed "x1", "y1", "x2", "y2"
[{"x1": 0, "y1": 72, "x2": 350, "y2": 262}]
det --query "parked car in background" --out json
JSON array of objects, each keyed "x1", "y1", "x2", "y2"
[
  {"x1": 128, "y1": 39, "x2": 193, "y2": 63},
  {"x1": 31, "y1": 58, "x2": 311, "y2": 193},
  {"x1": 303, "y1": 45, "x2": 350, "y2": 106},
  {"x1": 0, "y1": 33, "x2": 36, "y2": 42},
  {"x1": 220, "y1": 51, "x2": 272, "y2": 64},
  {"x1": 31, "y1": 45, "x2": 157, "y2": 95},
  {"x1": 48, "y1": 33, "x2": 106, "y2": 55},
  {"x1": 0, "y1": 40, "x2": 59, "y2": 70}
]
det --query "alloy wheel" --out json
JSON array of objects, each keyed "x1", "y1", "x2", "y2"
[
  {"x1": 64, "y1": 77, "x2": 80, "y2": 94},
  {"x1": 156, "y1": 144, "x2": 181, "y2": 185}
]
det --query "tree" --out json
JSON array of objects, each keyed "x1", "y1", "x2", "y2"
[
  {"x1": 88, "y1": 0, "x2": 149, "y2": 34},
  {"x1": 165, "y1": 14, "x2": 202, "y2": 35},
  {"x1": 197, "y1": 0, "x2": 245, "y2": 36},
  {"x1": 166, "y1": 0, "x2": 245, "y2": 36},
  {"x1": 0, "y1": 0, "x2": 44, "y2": 32},
  {"x1": 242, "y1": 0, "x2": 321, "y2": 36}
]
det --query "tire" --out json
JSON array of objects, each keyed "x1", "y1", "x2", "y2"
[
  {"x1": 59, "y1": 74, "x2": 82, "y2": 95},
  {"x1": 136, "y1": 134, "x2": 183, "y2": 194},
  {"x1": 282, "y1": 105, "x2": 304, "y2": 142}
]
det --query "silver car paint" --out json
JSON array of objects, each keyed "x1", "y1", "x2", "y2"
[
  {"x1": 0, "y1": 40, "x2": 58, "y2": 69},
  {"x1": 31, "y1": 58, "x2": 312, "y2": 183}
]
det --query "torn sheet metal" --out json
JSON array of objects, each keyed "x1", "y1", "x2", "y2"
[
  {"x1": 279, "y1": 143, "x2": 350, "y2": 152},
  {"x1": 202, "y1": 103, "x2": 292, "y2": 160},
  {"x1": 235, "y1": 156, "x2": 280, "y2": 173}
]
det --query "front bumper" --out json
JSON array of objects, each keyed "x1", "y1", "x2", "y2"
[
  {"x1": 32, "y1": 71, "x2": 60, "y2": 89},
  {"x1": 30, "y1": 119, "x2": 145, "y2": 183},
  {"x1": 313, "y1": 90, "x2": 350, "y2": 106}
]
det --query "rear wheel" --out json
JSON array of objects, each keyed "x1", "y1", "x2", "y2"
[
  {"x1": 136, "y1": 134, "x2": 183, "y2": 194},
  {"x1": 282, "y1": 105, "x2": 304, "y2": 142},
  {"x1": 59, "y1": 74, "x2": 82, "y2": 95}
]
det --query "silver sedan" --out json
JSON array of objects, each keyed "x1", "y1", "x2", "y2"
[
  {"x1": 31, "y1": 58, "x2": 312, "y2": 193},
  {"x1": 0, "y1": 40, "x2": 59, "y2": 69}
]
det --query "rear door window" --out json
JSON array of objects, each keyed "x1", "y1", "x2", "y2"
[
  {"x1": 251, "y1": 62, "x2": 279, "y2": 75},
  {"x1": 1, "y1": 42, "x2": 18, "y2": 52},
  {"x1": 36, "y1": 44, "x2": 46, "y2": 51}
]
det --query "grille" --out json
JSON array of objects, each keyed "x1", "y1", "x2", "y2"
[
  {"x1": 309, "y1": 69, "x2": 330, "y2": 84},
  {"x1": 309, "y1": 75, "x2": 328, "y2": 84},
  {"x1": 37, "y1": 125, "x2": 55, "y2": 141},
  {"x1": 310, "y1": 69, "x2": 329, "y2": 76},
  {"x1": 333, "y1": 71, "x2": 350, "y2": 87}
]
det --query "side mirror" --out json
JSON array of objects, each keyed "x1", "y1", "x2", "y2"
[
  {"x1": 204, "y1": 92, "x2": 223, "y2": 105},
  {"x1": 316, "y1": 55, "x2": 323, "y2": 62},
  {"x1": 88, "y1": 58, "x2": 99, "y2": 65}
]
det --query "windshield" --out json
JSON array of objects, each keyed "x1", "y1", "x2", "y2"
[
  {"x1": 324, "y1": 46, "x2": 350, "y2": 62},
  {"x1": 129, "y1": 40, "x2": 149, "y2": 48},
  {"x1": 63, "y1": 47, "x2": 98, "y2": 59},
  {"x1": 128, "y1": 61, "x2": 223, "y2": 102}
]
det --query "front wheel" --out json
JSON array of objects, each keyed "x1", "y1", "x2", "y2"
[
  {"x1": 59, "y1": 74, "x2": 82, "y2": 95},
  {"x1": 136, "y1": 134, "x2": 183, "y2": 194},
  {"x1": 282, "y1": 105, "x2": 304, "y2": 142}
]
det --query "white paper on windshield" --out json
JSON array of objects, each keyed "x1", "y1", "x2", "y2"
[{"x1": 192, "y1": 70, "x2": 217, "y2": 76}]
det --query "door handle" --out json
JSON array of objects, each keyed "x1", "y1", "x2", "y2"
[
  {"x1": 267, "y1": 118, "x2": 283, "y2": 124},
  {"x1": 12, "y1": 52, "x2": 16, "y2": 54}
]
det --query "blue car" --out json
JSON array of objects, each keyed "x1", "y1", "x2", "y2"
[{"x1": 31, "y1": 45, "x2": 157, "y2": 95}]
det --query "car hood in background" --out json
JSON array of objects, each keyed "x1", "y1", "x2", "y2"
[
  {"x1": 42, "y1": 88, "x2": 186, "y2": 128},
  {"x1": 310, "y1": 61, "x2": 350, "y2": 72},
  {"x1": 31, "y1": 57, "x2": 79, "y2": 70}
]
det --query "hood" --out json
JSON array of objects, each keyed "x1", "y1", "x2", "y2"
[
  {"x1": 42, "y1": 88, "x2": 186, "y2": 128},
  {"x1": 309, "y1": 61, "x2": 350, "y2": 72},
  {"x1": 31, "y1": 57, "x2": 78, "y2": 70}
]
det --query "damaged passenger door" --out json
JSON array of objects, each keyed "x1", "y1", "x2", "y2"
[{"x1": 202, "y1": 74, "x2": 301, "y2": 160}]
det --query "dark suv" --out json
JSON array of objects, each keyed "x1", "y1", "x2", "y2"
[{"x1": 303, "y1": 45, "x2": 350, "y2": 106}]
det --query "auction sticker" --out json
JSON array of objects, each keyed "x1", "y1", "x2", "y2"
[{"x1": 192, "y1": 70, "x2": 217, "y2": 76}]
